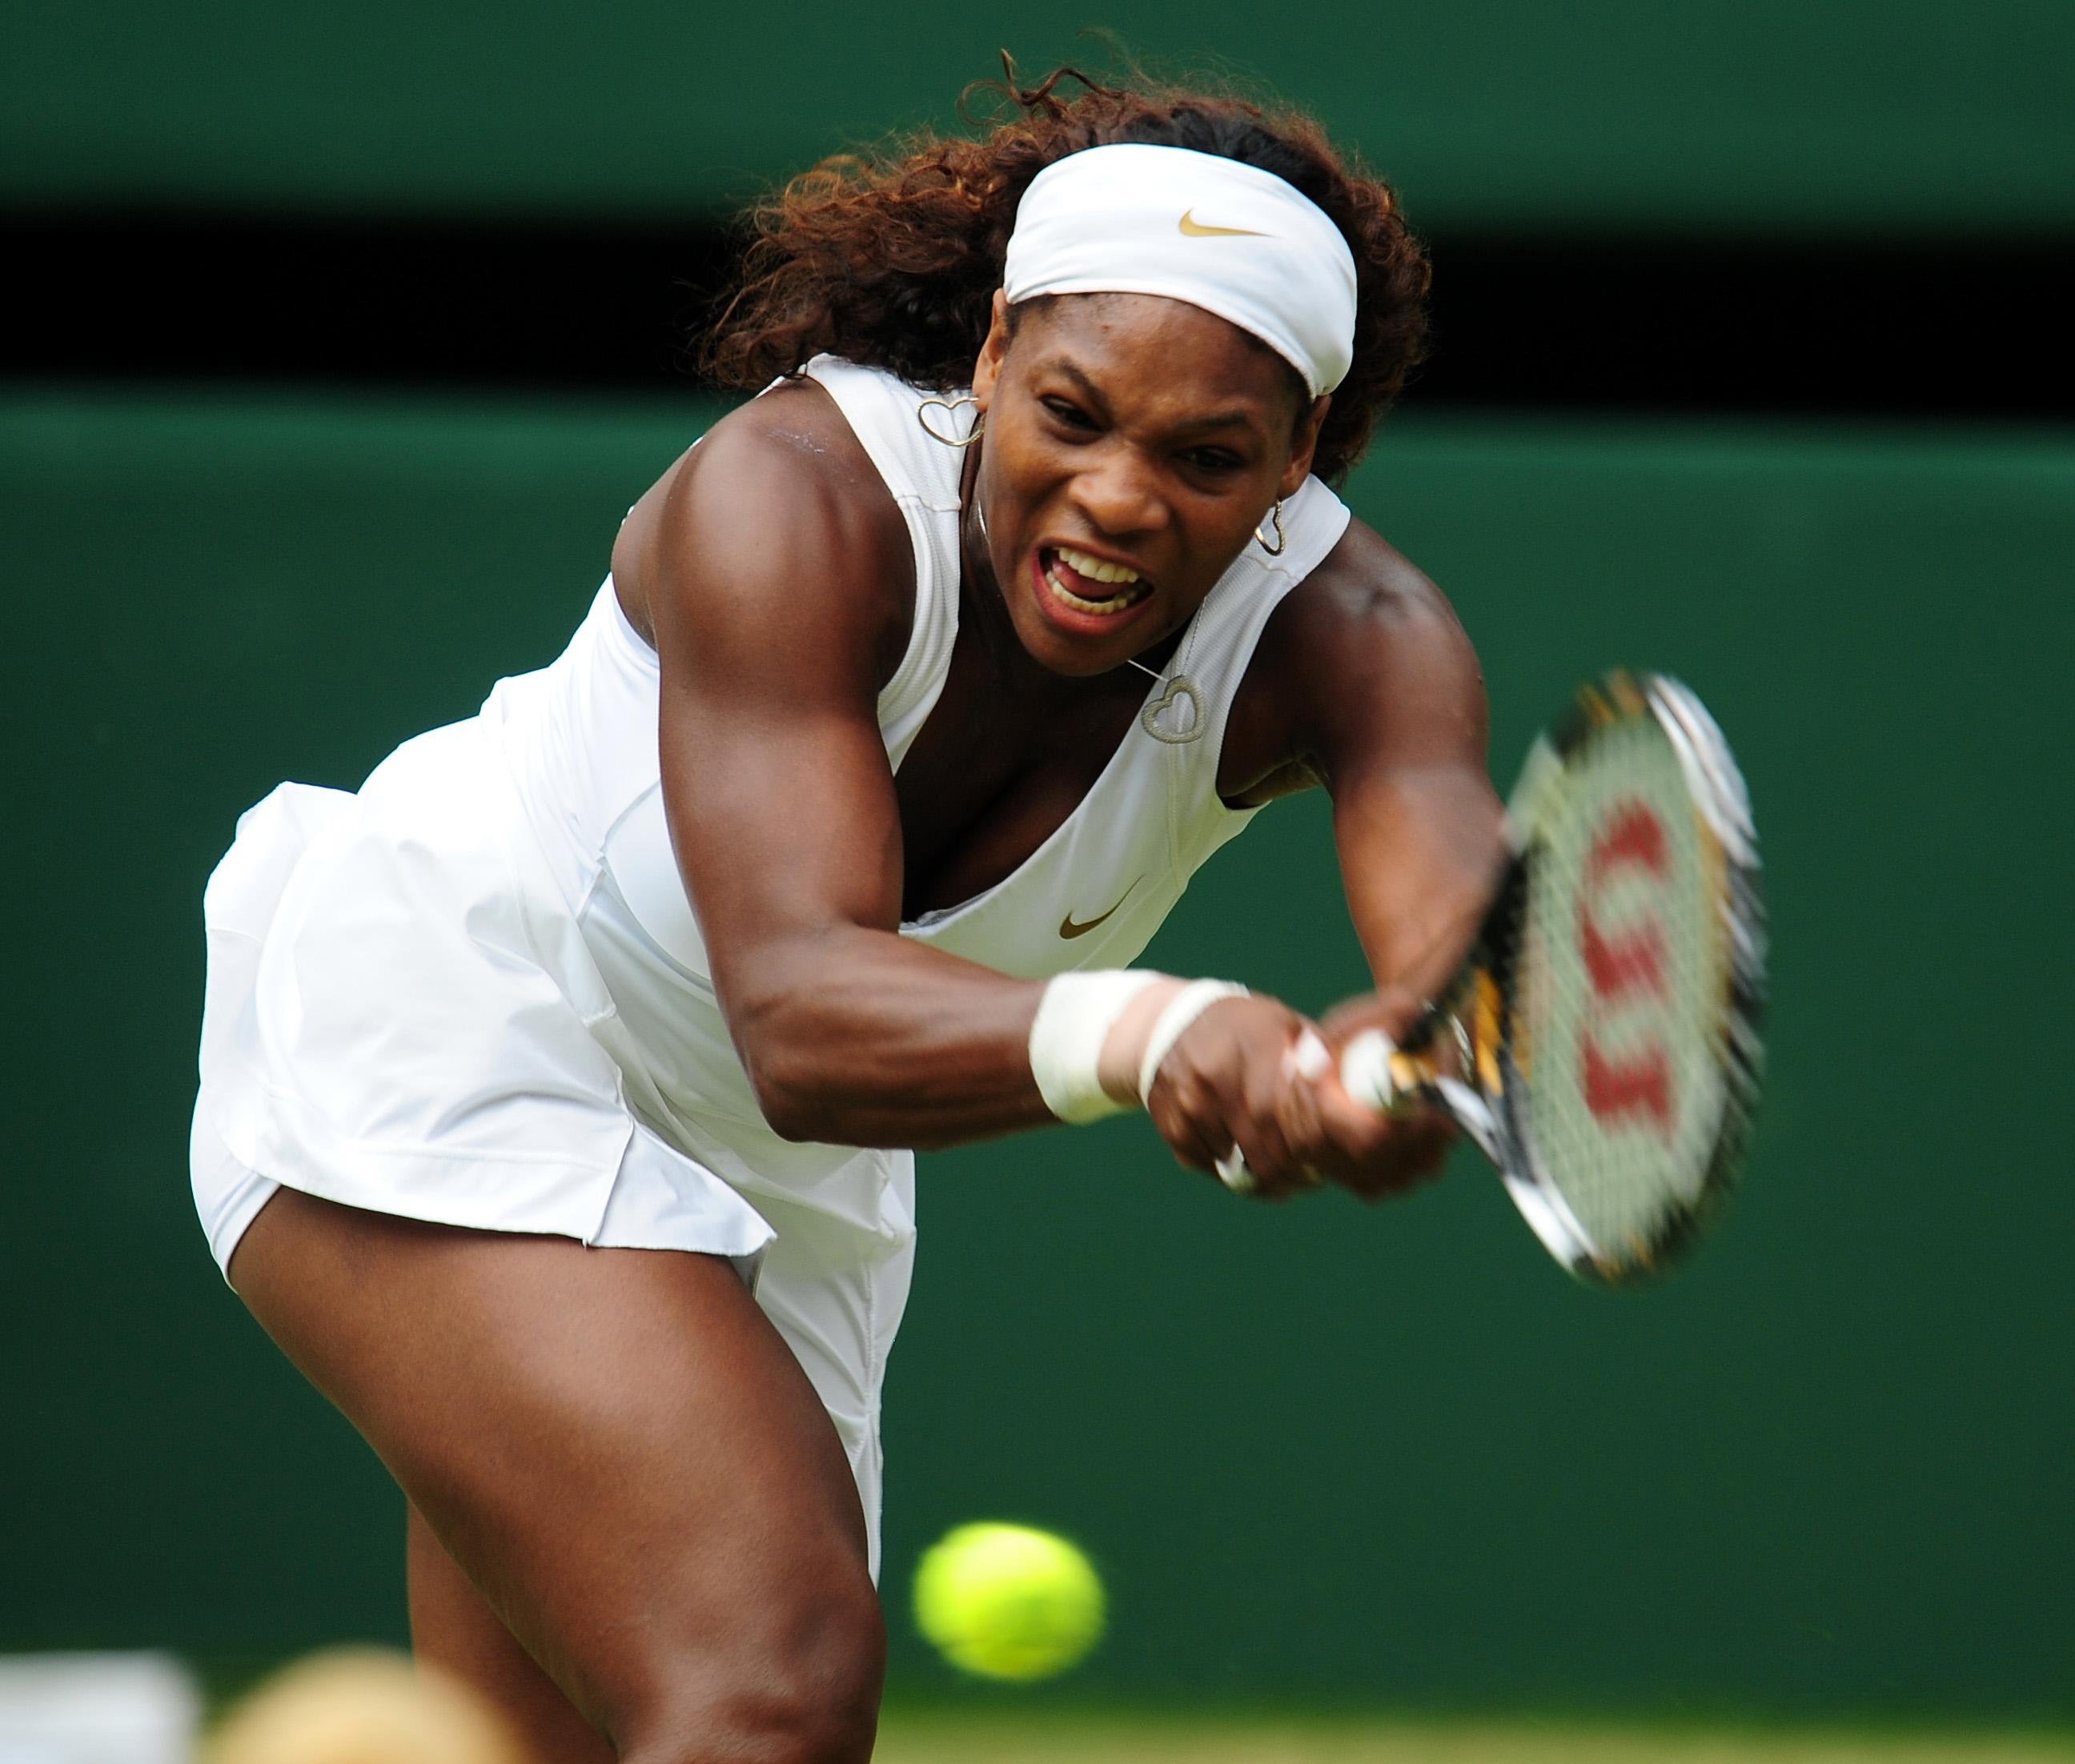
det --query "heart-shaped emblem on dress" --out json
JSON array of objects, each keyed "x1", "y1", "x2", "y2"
[{"x1": 1140, "y1": 676, "x2": 1205, "y2": 744}]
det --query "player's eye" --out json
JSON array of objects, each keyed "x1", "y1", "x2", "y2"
[
  {"x1": 1182, "y1": 447, "x2": 1243, "y2": 473},
  {"x1": 1041, "y1": 396, "x2": 1098, "y2": 431}
]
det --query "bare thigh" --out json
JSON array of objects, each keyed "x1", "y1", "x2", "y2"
[
  {"x1": 230, "y1": 1189, "x2": 885, "y2": 1762},
  {"x1": 408, "y1": 1501, "x2": 612, "y2": 1764}
]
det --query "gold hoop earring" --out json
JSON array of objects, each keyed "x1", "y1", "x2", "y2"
[
  {"x1": 917, "y1": 395, "x2": 985, "y2": 449},
  {"x1": 1254, "y1": 499, "x2": 1286, "y2": 556}
]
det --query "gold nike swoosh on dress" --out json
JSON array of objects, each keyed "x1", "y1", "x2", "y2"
[
  {"x1": 1178, "y1": 210, "x2": 1271, "y2": 239},
  {"x1": 1060, "y1": 879, "x2": 1142, "y2": 940}
]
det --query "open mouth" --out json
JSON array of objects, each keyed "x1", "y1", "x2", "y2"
[{"x1": 1040, "y1": 545, "x2": 1153, "y2": 617}]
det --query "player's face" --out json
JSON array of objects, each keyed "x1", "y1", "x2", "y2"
[{"x1": 969, "y1": 291, "x2": 1327, "y2": 678}]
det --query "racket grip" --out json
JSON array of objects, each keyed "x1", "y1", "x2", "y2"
[
  {"x1": 1213, "y1": 1147, "x2": 1258, "y2": 1195},
  {"x1": 1340, "y1": 1029, "x2": 1426, "y2": 1114},
  {"x1": 1340, "y1": 1030, "x2": 1396, "y2": 1110}
]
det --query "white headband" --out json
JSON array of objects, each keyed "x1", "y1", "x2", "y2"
[{"x1": 1001, "y1": 143, "x2": 1359, "y2": 398}]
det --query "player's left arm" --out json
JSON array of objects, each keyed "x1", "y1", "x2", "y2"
[{"x1": 1231, "y1": 522, "x2": 1506, "y2": 1193}]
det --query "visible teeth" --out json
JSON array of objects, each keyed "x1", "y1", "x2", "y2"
[
  {"x1": 1055, "y1": 545, "x2": 1140, "y2": 585},
  {"x1": 1046, "y1": 566, "x2": 1139, "y2": 615}
]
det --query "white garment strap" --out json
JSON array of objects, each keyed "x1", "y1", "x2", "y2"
[
  {"x1": 1137, "y1": 980, "x2": 1250, "y2": 1103},
  {"x1": 1029, "y1": 970, "x2": 1167, "y2": 1124}
]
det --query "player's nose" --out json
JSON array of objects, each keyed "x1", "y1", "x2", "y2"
[{"x1": 1070, "y1": 448, "x2": 1170, "y2": 541}]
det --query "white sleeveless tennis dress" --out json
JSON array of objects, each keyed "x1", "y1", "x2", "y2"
[{"x1": 191, "y1": 355, "x2": 1351, "y2": 1570}]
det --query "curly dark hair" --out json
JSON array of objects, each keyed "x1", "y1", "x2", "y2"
[{"x1": 702, "y1": 62, "x2": 1431, "y2": 484}]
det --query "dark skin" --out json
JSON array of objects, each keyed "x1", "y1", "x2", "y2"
[
  {"x1": 621, "y1": 289, "x2": 1499, "y2": 1185},
  {"x1": 227, "y1": 290, "x2": 1501, "y2": 1762}
]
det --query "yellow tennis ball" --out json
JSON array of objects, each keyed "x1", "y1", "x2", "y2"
[
  {"x1": 913, "y1": 1521, "x2": 1106, "y2": 1682},
  {"x1": 204, "y1": 1647, "x2": 528, "y2": 1764}
]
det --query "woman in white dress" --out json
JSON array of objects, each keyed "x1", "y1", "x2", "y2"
[{"x1": 192, "y1": 67, "x2": 1499, "y2": 1764}]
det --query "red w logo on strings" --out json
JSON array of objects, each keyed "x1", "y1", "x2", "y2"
[{"x1": 1576, "y1": 800, "x2": 1673, "y2": 1135}]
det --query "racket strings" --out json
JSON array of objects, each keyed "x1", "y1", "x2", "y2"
[{"x1": 1511, "y1": 703, "x2": 1756, "y2": 1274}]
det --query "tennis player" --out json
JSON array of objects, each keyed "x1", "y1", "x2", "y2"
[{"x1": 191, "y1": 70, "x2": 1500, "y2": 1764}]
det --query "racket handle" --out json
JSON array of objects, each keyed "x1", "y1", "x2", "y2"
[
  {"x1": 1340, "y1": 1029, "x2": 1427, "y2": 1114},
  {"x1": 1213, "y1": 1147, "x2": 1258, "y2": 1196}
]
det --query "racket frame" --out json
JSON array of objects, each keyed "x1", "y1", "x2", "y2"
[{"x1": 1343, "y1": 670, "x2": 1765, "y2": 1284}]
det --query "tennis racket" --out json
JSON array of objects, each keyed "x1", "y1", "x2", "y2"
[{"x1": 1338, "y1": 670, "x2": 1765, "y2": 1285}]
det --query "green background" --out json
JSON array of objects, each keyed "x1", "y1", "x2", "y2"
[
  {"x1": 4, "y1": 0, "x2": 2070, "y2": 1726},
  {"x1": 6, "y1": 0, "x2": 2075, "y2": 232},
  {"x1": 1, "y1": 391, "x2": 2066, "y2": 1714}
]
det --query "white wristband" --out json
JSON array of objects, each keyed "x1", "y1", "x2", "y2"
[
  {"x1": 1029, "y1": 970, "x2": 1169, "y2": 1124},
  {"x1": 1136, "y1": 979, "x2": 1250, "y2": 1104}
]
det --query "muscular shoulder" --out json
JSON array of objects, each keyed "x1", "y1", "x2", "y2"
[
  {"x1": 613, "y1": 378, "x2": 916, "y2": 693},
  {"x1": 1222, "y1": 517, "x2": 1487, "y2": 804}
]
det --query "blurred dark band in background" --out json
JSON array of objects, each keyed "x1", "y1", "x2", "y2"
[
  {"x1": 9, "y1": 0, "x2": 2072, "y2": 1723},
  {"x1": 14, "y1": 208, "x2": 2073, "y2": 420}
]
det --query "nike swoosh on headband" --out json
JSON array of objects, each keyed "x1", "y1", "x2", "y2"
[
  {"x1": 1060, "y1": 879, "x2": 1142, "y2": 940},
  {"x1": 1178, "y1": 210, "x2": 1271, "y2": 239}
]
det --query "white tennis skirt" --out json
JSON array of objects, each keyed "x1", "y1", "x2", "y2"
[{"x1": 190, "y1": 716, "x2": 910, "y2": 1574}]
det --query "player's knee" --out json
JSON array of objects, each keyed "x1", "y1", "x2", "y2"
[
  {"x1": 738, "y1": 1587, "x2": 885, "y2": 1764},
  {"x1": 619, "y1": 1575, "x2": 885, "y2": 1764}
]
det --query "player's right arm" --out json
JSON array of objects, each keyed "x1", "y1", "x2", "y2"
[
  {"x1": 628, "y1": 383, "x2": 1324, "y2": 1191},
  {"x1": 627, "y1": 385, "x2": 1070, "y2": 1148}
]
